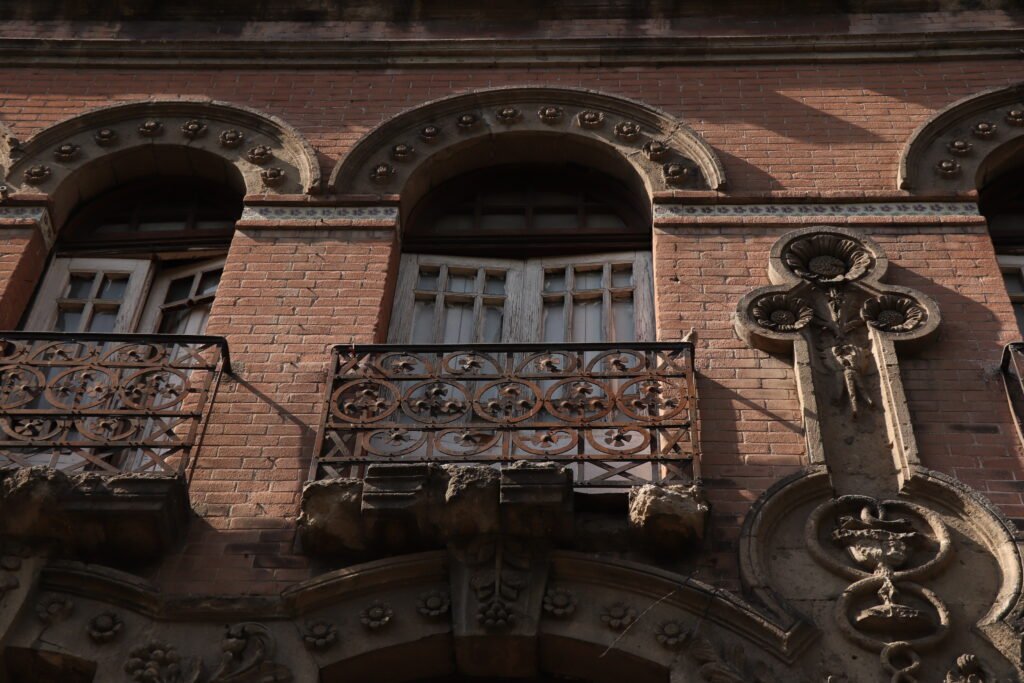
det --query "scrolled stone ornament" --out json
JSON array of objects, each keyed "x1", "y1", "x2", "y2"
[
  {"x1": 1006, "y1": 109, "x2": 1024, "y2": 127},
  {"x1": 302, "y1": 620, "x2": 338, "y2": 650},
  {"x1": 751, "y1": 294, "x2": 813, "y2": 333},
  {"x1": 944, "y1": 653, "x2": 990, "y2": 683},
  {"x1": 577, "y1": 110, "x2": 605, "y2": 129},
  {"x1": 416, "y1": 589, "x2": 450, "y2": 619},
  {"x1": 946, "y1": 139, "x2": 972, "y2": 155},
  {"x1": 972, "y1": 121, "x2": 996, "y2": 138},
  {"x1": 53, "y1": 143, "x2": 80, "y2": 162},
  {"x1": 137, "y1": 120, "x2": 163, "y2": 137},
  {"x1": 643, "y1": 139, "x2": 670, "y2": 160},
  {"x1": 260, "y1": 167, "x2": 286, "y2": 187},
  {"x1": 600, "y1": 602, "x2": 637, "y2": 631},
  {"x1": 861, "y1": 295, "x2": 925, "y2": 333},
  {"x1": 218, "y1": 129, "x2": 245, "y2": 148},
  {"x1": 662, "y1": 162, "x2": 691, "y2": 186},
  {"x1": 87, "y1": 611, "x2": 123, "y2": 643},
  {"x1": 93, "y1": 128, "x2": 119, "y2": 147},
  {"x1": 23, "y1": 164, "x2": 51, "y2": 185},
  {"x1": 391, "y1": 143, "x2": 414, "y2": 161},
  {"x1": 537, "y1": 105, "x2": 564, "y2": 123},
  {"x1": 496, "y1": 106, "x2": 522, "y2": 124},
  {"x1": 246, "y1": 144, "x2": 274, "y2": 164},
  {"x1": 782, "y1": 234, "x2": 872, "y2": 284},
  {"x1": 368, "y1": 163, "x2": 394, "y2": 185},
  {"x1": 542, "y1": 587, "x2": 577, "y2": 618},
  {"x1": 35, "y1": 594, "x2": 74, "y2": 624},
  {"x1": 360, "y1": 601, "x2": 393, "y2": 630},
  {"x1": 419, "y1": 124, "x2": 441, "y2": 142},
  {"x1": 936, "y1": 159, "x2": 961, "y2": 178},
  {"x1": 614, "y1": 120, "x2": 641, "y2": 141},
  {"x1": 654, "y1": 620, "x2": 689, "y2": 649},
  {"x1": 180, "y1": 119, "x2": 207, "y2": 139},
  {"x1": 456, "y1": 113, "x2": 480, "y2": 130}
]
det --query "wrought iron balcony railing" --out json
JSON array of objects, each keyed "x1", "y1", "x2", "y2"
[
  {"x1": 311, "y1": 342, "x2": 698, "y2": 488},
  {"x1": 0, "y1": 332, "x2": 229, "y2": 476},
  {"x1": 1002, "y1": 342, "x2": 1024, "y2": 446}
]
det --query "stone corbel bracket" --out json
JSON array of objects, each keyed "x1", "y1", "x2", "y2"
[{"x1": 734, "y1": 225, "x2": 940, "y2": 486}]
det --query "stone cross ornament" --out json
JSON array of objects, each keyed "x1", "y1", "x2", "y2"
[{"x1": 735, "y1": 225, "x2": 940, "y2": 492}]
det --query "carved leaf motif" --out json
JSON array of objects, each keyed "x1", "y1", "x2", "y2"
[{"x1": 698, "y1": 663, "x2": 746, "y2": 683}]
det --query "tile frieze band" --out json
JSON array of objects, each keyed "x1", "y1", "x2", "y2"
[
  {"x1": 240, "y1": 206, "x2": 399, "y2": 222},
  {"x1": 654, "y1": 202, "x2": 980, "y2": 219}
]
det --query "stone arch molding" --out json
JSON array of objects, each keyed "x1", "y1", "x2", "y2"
[
  {"x1": 3, "y1": 97, "x2": 321, "y2": 196},
  {"x1": 329, "y1": 87, "x2": 727, "y2": 200},
  {"x1": 899, "y1": 82, "x2": 1024, "y2": 193}
]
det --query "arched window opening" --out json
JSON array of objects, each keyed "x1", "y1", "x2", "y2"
[
  {"x1": 24, "y1": 177, "x2": 241, "y2": 336},
  {"x1": 981, "y1": 168, "x2": 1024, "y2": 335},
  {"x1": 391, "y1": 164, "x2": 654, "y2": 345}
]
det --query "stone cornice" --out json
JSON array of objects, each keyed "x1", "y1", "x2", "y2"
[{"x1": 1, "y1": 29, "x2": 1023, "y2": 68}]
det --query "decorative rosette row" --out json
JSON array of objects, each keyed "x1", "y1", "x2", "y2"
[
  {"x1": 21, "y1": 119, "x2": 286, "y2": 189},
  {"x1": 368, "y1": 105, "x2": 695, "y2": 187},
  {"x1": 301, "y1": 591, "x2": 451, "y2": 652},
  {"x1": 935, "y1": 109, "x2": 1024, "y2": 180},
  {"x1": 751, "y1": 292, "x2": 926, "y2": 334}
]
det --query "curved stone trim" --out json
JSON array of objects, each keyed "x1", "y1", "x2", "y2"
[
  {"x1": 329, "y1": 86, "x2": 726, "y2": 198},
  {"x1": 898, "y1": 82, "x2": 1024, "y2": 193},
  {"x1": 4, "y1": 97, "x2": 321, "y2": 196}
]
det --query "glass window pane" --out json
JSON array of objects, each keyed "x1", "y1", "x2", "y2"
[
  {"x1": 66, "y1": 274, "x2": 95, "y2": 299},
  {"x1": 574, "y1": 268, "x2": 602, "y2": 290},
  {"x1": 197, "y1": 269, "x2": 222, "y2": 296},
  {"x1": 534, "y1": 212, "x2": 580, "y2": 231},
  {"x1": 480, "y1": 213, "x2": 527, "y2": 231},
  {"x1": 89, "y1": 307, "x2": 119, "y2": 333},
  {"x1": 417, "y1": 268, "x2": 439, "y2": 291},
  {"x1": 194, "y1": 220, "x2": 235, "y2": 231},
  {"x1": 446, "y1": 271, "x2": 475, "y2": 294},
  {"x1": 612, "y1": 265, "x2": 634, "y2": 288},
  {"x1": 612, "y1": 296, "x2": 636, "y2": 342},
  {"x1": 166, "y1": 276, "x2": 194, "y2": 303},
  {"x1": 412, "y1": 299, "x2": 436, "y2": 344},
  {"x1": 572, "y1": 297, "x2": 604, "y2": 342},
  {"x1": 542, "y1": 299, "x2": 565, "y2": 343},
  {"x1": 482, "y1": 305, "x2": 504, "y2": 343},
  {"x1": 98, "y1": 275, "x2": 128, "y2": 301},
  {"x1": 54, "y1": 306, "x2": 84, "y2": 332},
  {"x1": 1004, "y1": 271, "x2": 1024, "y2": 297},
  {"x1": 442, "y1": 299, "x2": 474, "y2": 344},
  {"x1": 484, "y1": 273, "x2": 506, "y2": 295},
  {"x1": 158, "y1": 307, "x2": 191, "y2": 335},
  {"x1": 544, "y1": 270, "x2": 566, "y2": 293},
  {"x1": 587, "y1": 213, "x2": 627, "y2": 230},
  {"x1": 433, "y1": 214, "x2": 474, "y2": 233}
]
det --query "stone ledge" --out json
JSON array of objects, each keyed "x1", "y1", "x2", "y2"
[
  {"x1": 298, "y1": 463, "x2": 707, "y2": 559},
  {"x1": 0, "y1": 466, "x2": 190, "y2": 564}
]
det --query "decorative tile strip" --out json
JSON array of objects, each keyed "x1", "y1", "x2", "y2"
[
  {"x1": 0, "y1": 206, "x2": 55, "y2": 246},
  {"x1": 655, "y1": 202, "x2": 979, "y2": 219},
  {"x1": 241, "y1": 206, "x2": 398, "y2": 222}
]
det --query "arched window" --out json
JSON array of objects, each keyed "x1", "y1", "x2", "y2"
[
  {"x1": 981, "y1": 169, "x2": 1024, "y2": 334},
  {"x1": 389, "y1": 164, "x2": 654, "y2": 344},
  {"x1": 23, "y1": 177, "x2": 241, "y2": 335}
]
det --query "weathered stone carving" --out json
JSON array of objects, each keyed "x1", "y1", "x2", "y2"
[
  {"x1": 496, "y1": 106, "x2": 521, "y2": 124},
  {"x1": 137, "y1": 119, "x2": 163, "y2": 137},
  {"x1": 541, "y1": 587, "x2": 576, "y2": 619},
  {"x1": 211, "y1": 623, "x2": 293, "y2": 682},
  {"x1": 260, "y1": 167, "x2": 286, "y2": 187},
  {"x1": 23, "y1": 164, "x2": 50, "y2": 184},
  {"x1": 359, "y1": 601, "x2": 393, "y2": 630},
  {"x1": 662, "y1": 162, "x2": 691, "y2": 186},
  {"x1": 937, "y1": 158, "x2": 962, "y2": 178},
  {"x1": 576, "y1": 110, "x2": 604, "y2": 128},
  {"x1": 218, "y1": 129, "x2": 244, "y2": 148},
  {"x1": 614, "y1": 120, "x2": 641, "y2": 140},
  {"x1": 390, "y1": 143, "x2": 413, "y2": 160},
  {"x1": 972, "y1": 121, "x2": 996, "y2": 138},
  {"x1": 181, "y1": 119, "x2": 206, "y2": 139},
  {"x1": 53, "y1": 143, "x2": 80, "y2": 161},
  {"x1": 456, "y1": 113, "x2": 479, "y2": 130},
  {"x1": 945, "y1": 653, "x2": 992, "y2": 682},
  {"x1": 782, "y1": 234, "x2": 871, "y2": 284},
  {"x1": 125, "y1": 641, "x2": 199, "y2": 683},
  {"x1": 368, "y1": 162, "x2": 393, "y2": 184},
  {"x1": 35, "y1": 593, "x2": 73, "y2": 624},
  {"x1": 600, "y1": 602, "x2": 637, "y2": 631},
  {"x1": 87, "y1": 611, "x2": 123, "y2": 643},
  {"x1": 246, "y1": 144, "x2": 273, "y2": 164},
  {"x1": 948, "y1": 139, "x2": 972, "y2": 155},
  {"x1": 807, "y1": 497, "x2": 953, "y2": 681},
  {"x1": 861, "y1": 294, "x2": 926, "y2": 333},
  {"x1": 643, "y1": 139, "x2": 670, "y2": 160},
  {"x1": 93, "y1": 127, "x2": 118, "y2": 146},
  {"x1": 419, "y1": 124, "x2": 441, "y2": 141},
  {"x1": 655, "y1": 620, "x2": 687, "y2": 649},
  {"x1": 537, "y1": 105, "x2": 564, "y2": 123},
  {"x1": 751, "y1": 293, "x2": 813, "y2": 332},
  {"x1": 416, "y1": 589, "x2": 450, "y2": 619},
  {"x1": 628, "y1": 483, "x2": 708, "y2": 549},
  {"x1": 460, "y1": 536, "x2": 530, "y2": 630},
  {"x1": 301, "y1": 620, "x2": 337, "y2": 651}
]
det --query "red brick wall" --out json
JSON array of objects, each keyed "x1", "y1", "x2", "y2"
[
  {"x1": 0, "y1": 224, "x2": 46, "y2": 329},
  {"x1": 2, "y1": 59, "x2": 1024, "y2": 594}
]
